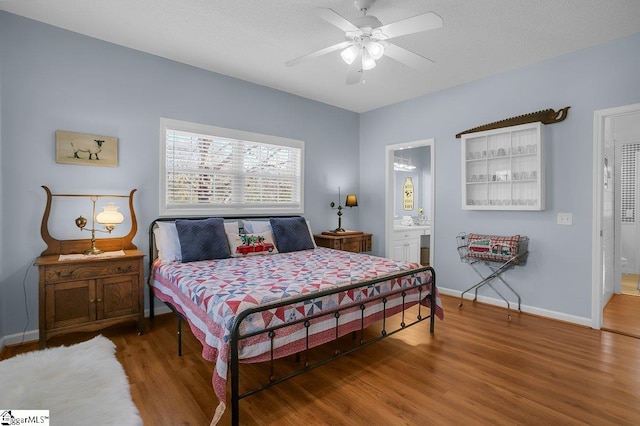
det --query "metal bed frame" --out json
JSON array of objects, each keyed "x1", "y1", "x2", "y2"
[
  {"x1": 456, "y1": 232, "x2": 528, "y2": 321},
  {"x1": 148, "y1": 217, "x2": 438, "y2": 426}
]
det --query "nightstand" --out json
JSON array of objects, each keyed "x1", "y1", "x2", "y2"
[
  {"x1": 314, "y1": 231, "x2": 372, "y2": 253},
  {"x1": 35, "y1": 250, "x2": 145, "y2": 348}
]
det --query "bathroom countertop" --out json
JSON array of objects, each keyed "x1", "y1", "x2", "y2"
[{"x1": 393, "y1": 225, "x2": 430, "y2": 233}]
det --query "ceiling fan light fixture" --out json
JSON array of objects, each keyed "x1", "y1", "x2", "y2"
[
  {"x1": 365, "y1": 40, "x2": 384, "y2": 60},
  {"x1": 362, "y1": 49, "x2": 376, "y2": 70},
  {"x1": 340, "y1": 45, "x2": 359, "y2": 65},
  {"x1": 371, "y1": 28, "x2": 388, "y2": 40}
]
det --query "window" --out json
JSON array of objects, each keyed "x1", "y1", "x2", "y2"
[{"x1": 160, "y1": 118, "x2": 304, "y2": 216}]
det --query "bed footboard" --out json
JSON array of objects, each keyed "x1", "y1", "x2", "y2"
[{"x1": 228, "y1": 266, "x2": 436, "y2": 426}]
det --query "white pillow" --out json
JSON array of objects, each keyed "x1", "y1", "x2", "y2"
[
  {"x1": 227, "y1": 231, "x2": 279, "y2": 257},
  {"x1": 305, "y1": 220, "x2": 317, "y2": 248},
  {"x1": 153, "y1": 226, "x2": 163, "y2": 257},
  {"x1": 224, "y1": 221, "x2": 240, "y2": 234},
  {"x1": 156, "y1": 222, "x2": 182, "y2": 261}
]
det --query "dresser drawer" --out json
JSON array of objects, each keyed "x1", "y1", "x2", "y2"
[
  {"x1": 341, "y1": 238, "x2": 363, "y2": 253},
  {"x1": 44, "y1": 259, "x2": 140, "y2": 283}
]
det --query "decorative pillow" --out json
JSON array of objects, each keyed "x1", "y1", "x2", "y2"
[
  {"x1": 243, "y1": 219, "x2": 317, "y2": 248},
  {"x1": 175, "y1": 218, "x2": 231, "y2": 262},
  {"x1": 467, "y1": 233, "x2": 521, "y2": 263},
  {"x1": 154, "y1": 220, "x2": 238, "y2": 261},
  {"x1": 242, "y1": 220, "x2": 272, "y2": 234},
  {"x1": 223, "y1": 221, "x2": 240, "y2": 234},
  {"x1": 156, "y1": 221, "x2": 182, "y2": 261},
  {"x1": 227, "y1": 231, "x2": 279, "y2": 257},
  {"x1": 269, "y1": 216, "x2": 315, "y2": 253}
]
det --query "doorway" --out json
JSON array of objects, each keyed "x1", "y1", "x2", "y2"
[
  {"x1": 384, "y1": 139, "x2": 435, "y2": 264},
  {"x1": 593, "y1": 103, "x2": 640, "y2": 332}
]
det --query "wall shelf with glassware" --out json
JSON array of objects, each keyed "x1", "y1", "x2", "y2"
[{"x1": 461, "y1": 122, "x2": 545, "y2": 210}]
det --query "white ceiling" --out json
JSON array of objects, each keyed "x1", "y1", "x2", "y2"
[{"x1": 2, "y1": 0, "x2": 640, "y2": 113}]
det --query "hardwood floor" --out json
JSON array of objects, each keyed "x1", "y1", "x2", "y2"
[
  {"x1": 621, "y1": 274, "x2": 640, "y2": 296},
  {"x1": 603, "y1": 293, "x2": 640, "y2": 338},
  {"x1": 4, "y1": 295, "x2": 640, "y2": 425}
]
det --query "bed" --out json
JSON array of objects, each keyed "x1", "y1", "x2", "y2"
[{"x1": 148, "y1": 216, "x2": 443, "y2": 425}]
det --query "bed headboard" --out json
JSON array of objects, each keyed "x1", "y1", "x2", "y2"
[{"x1": 148, "y1": 215, "x2": 298, "y2": 270}]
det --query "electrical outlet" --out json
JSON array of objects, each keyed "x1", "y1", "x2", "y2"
[{"x1": 557, "y1": 212, "x2": 573, "y2": 225}]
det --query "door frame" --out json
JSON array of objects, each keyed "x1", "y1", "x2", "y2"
[
  {"x1": 592, "y1": 103, "x2": 640, "y2": 328},
  {"x1": 384, "y1": 138, "x2": 435, "y2": 262}
]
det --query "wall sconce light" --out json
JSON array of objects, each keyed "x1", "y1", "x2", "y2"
[
  {"x1": 393, "y1": 156, "x2": 416, "y2": 171},
  {"x1": 330, "y1": 187, "x2": 358, "y2": 233},
  {"x1": 75, "y1": 197, "x2": 125, "y2": 255}
]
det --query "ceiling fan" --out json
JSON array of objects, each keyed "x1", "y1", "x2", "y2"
[{"x1": 286, "y1": 0, "x2": 443, "y2": 85}]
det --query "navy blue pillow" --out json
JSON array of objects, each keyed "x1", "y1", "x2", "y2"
[
  {"x1": 175, "y1": 218, "x2": 230, "y2": 262},
  {"x1": 270, "y1": 217, "x2": 315, "y2": 253}
]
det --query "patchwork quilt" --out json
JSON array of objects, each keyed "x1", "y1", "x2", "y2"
[{"x1": 151, "y1": 247, "x2": 442, "y2": 414}]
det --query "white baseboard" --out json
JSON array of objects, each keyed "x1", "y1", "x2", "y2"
[
  {"x1": 438, "y1": 287, "x2": 593, "y2": 327},
  {"x1": 1, "y1": 304, "x2": 175, "y2": 353},
  {"x1": 0, "y1": 329, "x2": 40, "y2": 350}
]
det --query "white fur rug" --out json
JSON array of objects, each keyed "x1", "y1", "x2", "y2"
[{"x1": 0, "y1": 335, "x2": 142, "y2": 425}]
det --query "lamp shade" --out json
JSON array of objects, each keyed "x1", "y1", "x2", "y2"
[
  {"x1": 340, "y1": 45, "x2": 359, "y2": 65},
  {"x1": 95, "y1": 202, "x2": 124, "y2": 226},
  {"x1": 365, "y1": 40, "x2": 384, "y2": 60},
  {"x1": 361, "y1": 49, "x2": 376, "y2": 70},
  {"x1": 345, "y1": 194, "x2": 358, "y2": 207}
]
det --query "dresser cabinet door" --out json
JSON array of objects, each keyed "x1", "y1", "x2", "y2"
[
  {"x1": 98, "y1": 275, "x2": 140, "y2": 320},
  {"x1": 45, "y1": 279, "x2": 96, "y2": 329}
]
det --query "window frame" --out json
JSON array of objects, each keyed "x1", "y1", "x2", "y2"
[{"x1": 159, "y1": 117, "x2": 305, "y2": 217}]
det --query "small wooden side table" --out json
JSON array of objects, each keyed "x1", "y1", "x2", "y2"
[{"x1": 314, "y1": 231, "x2": 372, "y2": 253}]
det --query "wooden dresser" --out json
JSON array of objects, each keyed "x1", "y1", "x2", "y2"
[
  {"x1": 36, "y1": 250, "x2": 144, "y2": 348},
  {"x1": 314, "y1": 231, "x2": 372, "y2": 253},
  {"x1": 36, "y1": 186, "x2": 143, "y2": 348}
]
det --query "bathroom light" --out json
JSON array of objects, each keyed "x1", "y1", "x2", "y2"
[{"x1": 393, "y1": 156, "x2": 417, "y2": 171}]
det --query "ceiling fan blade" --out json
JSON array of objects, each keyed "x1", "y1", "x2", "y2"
[
  {"x1": 286, "y1": 41, "x2": 352, "y2": 67},
  {"x1": 376, "y1": 12, "x2": 443, "y2": 39},
  {"x1": 345, "y1": 54, "x2": 362, "y2": 85},
  {"x1": 314, "y1": 8, "x2": 359, "y2": 33},
  {"x1": 384, "y1": 43, "x2": 435, "y2": 70}
]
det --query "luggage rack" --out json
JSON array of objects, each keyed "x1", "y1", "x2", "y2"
[{"x1": 456, "y1": 232, "x2": 529, "y2": 321}]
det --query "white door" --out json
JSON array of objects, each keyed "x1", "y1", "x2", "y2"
[{"x1": 601, "y1": 118, "x2": 615, "y2": 304}]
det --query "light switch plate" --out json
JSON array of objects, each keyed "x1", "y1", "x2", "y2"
[{"x1": 557, "y1": 212, "x2": 573, "y2": 225}]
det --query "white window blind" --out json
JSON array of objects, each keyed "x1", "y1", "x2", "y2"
[{"x1": 160, "y1": 118, "x2": 304, "y2": 216}]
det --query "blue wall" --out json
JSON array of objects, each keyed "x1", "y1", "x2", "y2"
[
  {"x1": 2, "y1": 9, "x2": 640, "y2": 342},
  {"x1": 0, "y1": 12, "x2": 360, "y2": 340},
  {"x1": 360, "y1": 32, "x2": 640, "y2": 323}
]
